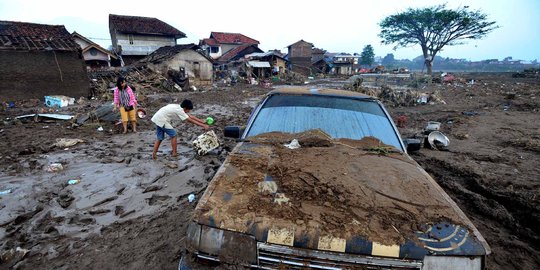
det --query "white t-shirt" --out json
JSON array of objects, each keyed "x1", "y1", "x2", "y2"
[{"x1": 151, "y1": 104, "x2": 189, "y2": 129}]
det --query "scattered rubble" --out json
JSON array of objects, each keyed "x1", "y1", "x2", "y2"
[{"x1": 512, "y1": 68, "x2": 540, "y2": 78}]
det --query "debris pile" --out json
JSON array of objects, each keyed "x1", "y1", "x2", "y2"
[
  {"x1": 88, "y1": 65, "x2": 189, "y2": 99},
  {"x1": 277, "y1": 71, "x2": 307, "y2": 85},
  {"x1": 350, "y1": 84, "x2": 446, "y2": 107},
  {"x1": 512, "y1": 68, "x2": 540, "y2": 79}
]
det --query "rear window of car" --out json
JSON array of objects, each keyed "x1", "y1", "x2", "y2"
[{"x1": 245, "y1": 94, "x2": 403, "y2": 151}]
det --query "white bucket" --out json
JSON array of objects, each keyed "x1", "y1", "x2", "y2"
[{"x1": 192, "y1": 130, "x2": 220, "y2": 156}]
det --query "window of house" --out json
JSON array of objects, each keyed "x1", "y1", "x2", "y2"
[
  {"x1": 128, "y1": 34, "x2": 134, "y2": 45},
  {"x1": 89, "y1": 48, "x2": 98, "y2": 56},
  {"x1": 210, "y1": 46, "x2": 219, "y2": 53}
]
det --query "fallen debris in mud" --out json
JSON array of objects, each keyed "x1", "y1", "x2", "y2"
[
  {"x1": 52, "y1": 138, "x2": 85, "y2": 148},
  {"x1": 345, "y1": 83, "x2": 446, "y2": 107},
  {"x1": 512, "y1": 68, "x2": 540, "y2": 78},
  {"x1": 1, "y1": 73, "x2": 538, "y2": 270},
  {"x1": 15, "y1": 113, "x2": 74, "y2": 121},
  {"x1": 45, "y1": 163, "x2": 64, "y2": 172},
  {"x1": 192, "y1": 130, "x2": 220, "y2": 156},
  {"x1": 0, "y1": 247, "x2": 29, "y2": 269},
  {"x1": 427, "y1": 131, "x2": 450, "y2": 150}
]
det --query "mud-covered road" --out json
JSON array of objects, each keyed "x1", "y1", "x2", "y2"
[{"x1": 0, "y1": 74, "x2": 539, "y2": 270}]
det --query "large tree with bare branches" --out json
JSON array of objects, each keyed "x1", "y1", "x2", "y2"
[{"x1": 379, "y1": 5, "x2": 498, "y2": 75}]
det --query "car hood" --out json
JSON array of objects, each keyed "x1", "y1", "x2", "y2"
[{"x1": 193, "y1": 130, "x2": 490, "y2": 259}]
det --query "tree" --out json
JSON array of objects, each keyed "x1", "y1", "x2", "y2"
[
  {"x1": 382, "y1": 53, "x2": 395, "y2": 66},
  {"x1": 360, "y1": 45, "x2": 375, "y2": 67},
  {"x1": 378, "y1": 5, "x2": 498, "y2": 75}
]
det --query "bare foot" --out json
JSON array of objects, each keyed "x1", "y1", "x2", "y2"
[
  {"x1": 132, "y1": 129, "x2": 137, "y2": 132},
  {"x1": 122, "y1": 130, "x2": 127, "y2": 134},
  {"x1": 171, "y1": 153, "x2": 178, "y2": 158},
  {"x1": 152, "y1": 152, "x2": 157, "y2": 160}
]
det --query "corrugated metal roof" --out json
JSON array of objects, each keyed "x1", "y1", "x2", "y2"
[
  {"x1": 248, "y1": 61, "x2": 271, "y2": 68},
  {"x1": 0, "y1": 20, "x2": 80, "y2": 51},
  {"x1": 200, "y1": 38, "x2": 218, "y2": 46}
]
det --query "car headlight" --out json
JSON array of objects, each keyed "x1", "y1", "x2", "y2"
[
  {"x1": 423, "y1": 256, "x2": 483, "y2": 270},
  {"x1": 185, "y1": 222, "x2": 257, "y2": 265}
]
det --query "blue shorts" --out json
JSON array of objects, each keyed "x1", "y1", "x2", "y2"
[{"x1": 155, "y1": 125, "x2": 176, "y2": 141}]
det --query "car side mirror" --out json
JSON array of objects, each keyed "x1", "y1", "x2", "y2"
[
  {"x1": 404, "y1": 138, "x2": 422, "y2": 152},
  {"x1": 224, "y1": 126, "x2": 241, "y2": 138}
]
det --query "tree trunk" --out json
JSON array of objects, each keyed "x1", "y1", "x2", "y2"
[{"x1": 426, "y1": 60, "x2": 433, "y2": 76}]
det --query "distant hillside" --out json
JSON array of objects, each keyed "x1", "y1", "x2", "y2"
[{"x1": 382, "y1": 55, "x2": 539, "y2": 72}]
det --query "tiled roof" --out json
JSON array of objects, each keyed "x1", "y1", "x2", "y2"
[
  {"x1": 287, "y1": 39, "x2": 313, "y2": 48},
  {"x1": 200, "y1": 38, "x2": 218, "y2": 46},
  {"x1": 210, "y1": 32, "x2": 259, "y2": 45},
  {"x1": 139, "y1": 44, "x2": 212, "y2": 63},
  {"x1": 312, "y1": 48, "x2": 326, "y2": 54},
  {"x1": 0, "y1": 20, "x2": 80, "y2": 51},
  {"x1": 109, "y1": 14, "x2": 186, "y2": 38}
]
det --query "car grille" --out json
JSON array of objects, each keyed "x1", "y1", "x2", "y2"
[{"x1": 257, "y1": 243, "x2": 422, "y2": 270}]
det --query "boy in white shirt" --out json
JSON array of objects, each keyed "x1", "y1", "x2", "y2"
[{"x1": 151, "y1": 99, "x2": 209, "y2": 159}]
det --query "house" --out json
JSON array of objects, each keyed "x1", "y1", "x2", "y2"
[
  {"x1": 332, "y1": 53, "x2": 360, "y2": 75},
  {"x1": 215, "y1": 44, "x2": 263, "y2": 66},
  {"x1": 199, "y1": 32, "x2": 259, "y2": 60},
  {"x1": 0, "y1": 20, "x2": 89, "y2": 101},
  {"x1": 311, "y1": 48, "x2": 326, "y2": 63},
  {"x1": 72, "y1": 31, "x2": 118, "y2": 69},
  {"x1": 311, "y1": 48, "x2": 328, "y2": 74},
  {"x1": 109, "y1": 14, "x2": 186, "y2": 64},
  {"x1": 245, "y1": 51, "x2": 288, "y2": 76},
  {"x1": 286, "y1": 40, "x2": 313, "y2": 76},
  {"x1": 139, "y1": 44, "x2": 214, "y2": 84}
]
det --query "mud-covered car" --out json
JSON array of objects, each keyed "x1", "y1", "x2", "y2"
[{"x1": 180, "y1": 88, "x2": 490, "y2": 269}]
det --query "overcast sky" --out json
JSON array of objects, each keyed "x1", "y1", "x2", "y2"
[{"x1": 1, "y1": 0, "x2": 539, "y2": 61}]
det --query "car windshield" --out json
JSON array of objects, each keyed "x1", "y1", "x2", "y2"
[{"x1": 245, "y1": 94, "x2": 403, "y2": 151}]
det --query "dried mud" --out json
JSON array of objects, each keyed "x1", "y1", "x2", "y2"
[
  {"x1": 0, "y1": 74, "x2": 539, "y2": 270},
  {"x1": 198, "y1": 130, "x2": 467, "y2": 246}
]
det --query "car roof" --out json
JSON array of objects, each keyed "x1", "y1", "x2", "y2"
[{"x1": 268, "y1": 87, "x2": 376, "y2": 100}]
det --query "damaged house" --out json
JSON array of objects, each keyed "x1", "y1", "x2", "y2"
[
  {"x1": 139, "y1": 44, "x2": 213, "y2": 85},
  {"x1": 0, "y1": 20, "x2": 89, "y2": 101},
  {"x1": 311, "y1": 48, "x2": 330, "y2": 74},
  {"x1": 244, "y1": 51, "x2": 288, "y2": 78},
  {"x1": 199, "y1": 32, "x2": 259, "y2": 60},
  {"x1": 286, "y1": 39, "x2": 313, "y2": 76},
  {"x1": 109, "y1": 14, "x2": 186, "y2": 65},
  {"x1": 72, "y1": 31, "x2": 119, "y2": 69},
  {"x1": 332, "y1": 53, "x2": 361, "y2": 75}
]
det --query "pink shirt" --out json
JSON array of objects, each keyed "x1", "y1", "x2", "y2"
[{"x1": 113, "y1": 86, "x2": 138, "y2": 107}]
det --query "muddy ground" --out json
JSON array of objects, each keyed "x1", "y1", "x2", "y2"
[{"x1": 0, "y1": 73, "x2": 539, "y2": 270}]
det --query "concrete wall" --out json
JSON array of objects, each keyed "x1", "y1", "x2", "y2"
[
  {"x1": 148, "y1": 50, "x2": 213, "y2": 82},
  {"x1": 74, "y1": 38, "x2": 92, "y2": 49},
  {"x1": 82, "y1": 49, "x2": 110, "y2": 62},
  {"x1": 116, "y1": 33, "x2": 175, "y2": 56},
  {"x1": 0, "y1": 50, "x2": 89, "y2": 101},
  {"x1": 273, "y1": 58, "x2": 287, "y2": 74},
  {"x1": 220, "y1": 44, "x2": 240, "y2": 55}
]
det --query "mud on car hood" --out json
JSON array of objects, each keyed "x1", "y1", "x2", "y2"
[{"x1": 193, "y1": 131, "x2": 489, "y2": 260}]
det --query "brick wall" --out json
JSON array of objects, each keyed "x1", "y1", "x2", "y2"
[{"x1": 0, "y1": 50, "x2": 89, "y2": 101}]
